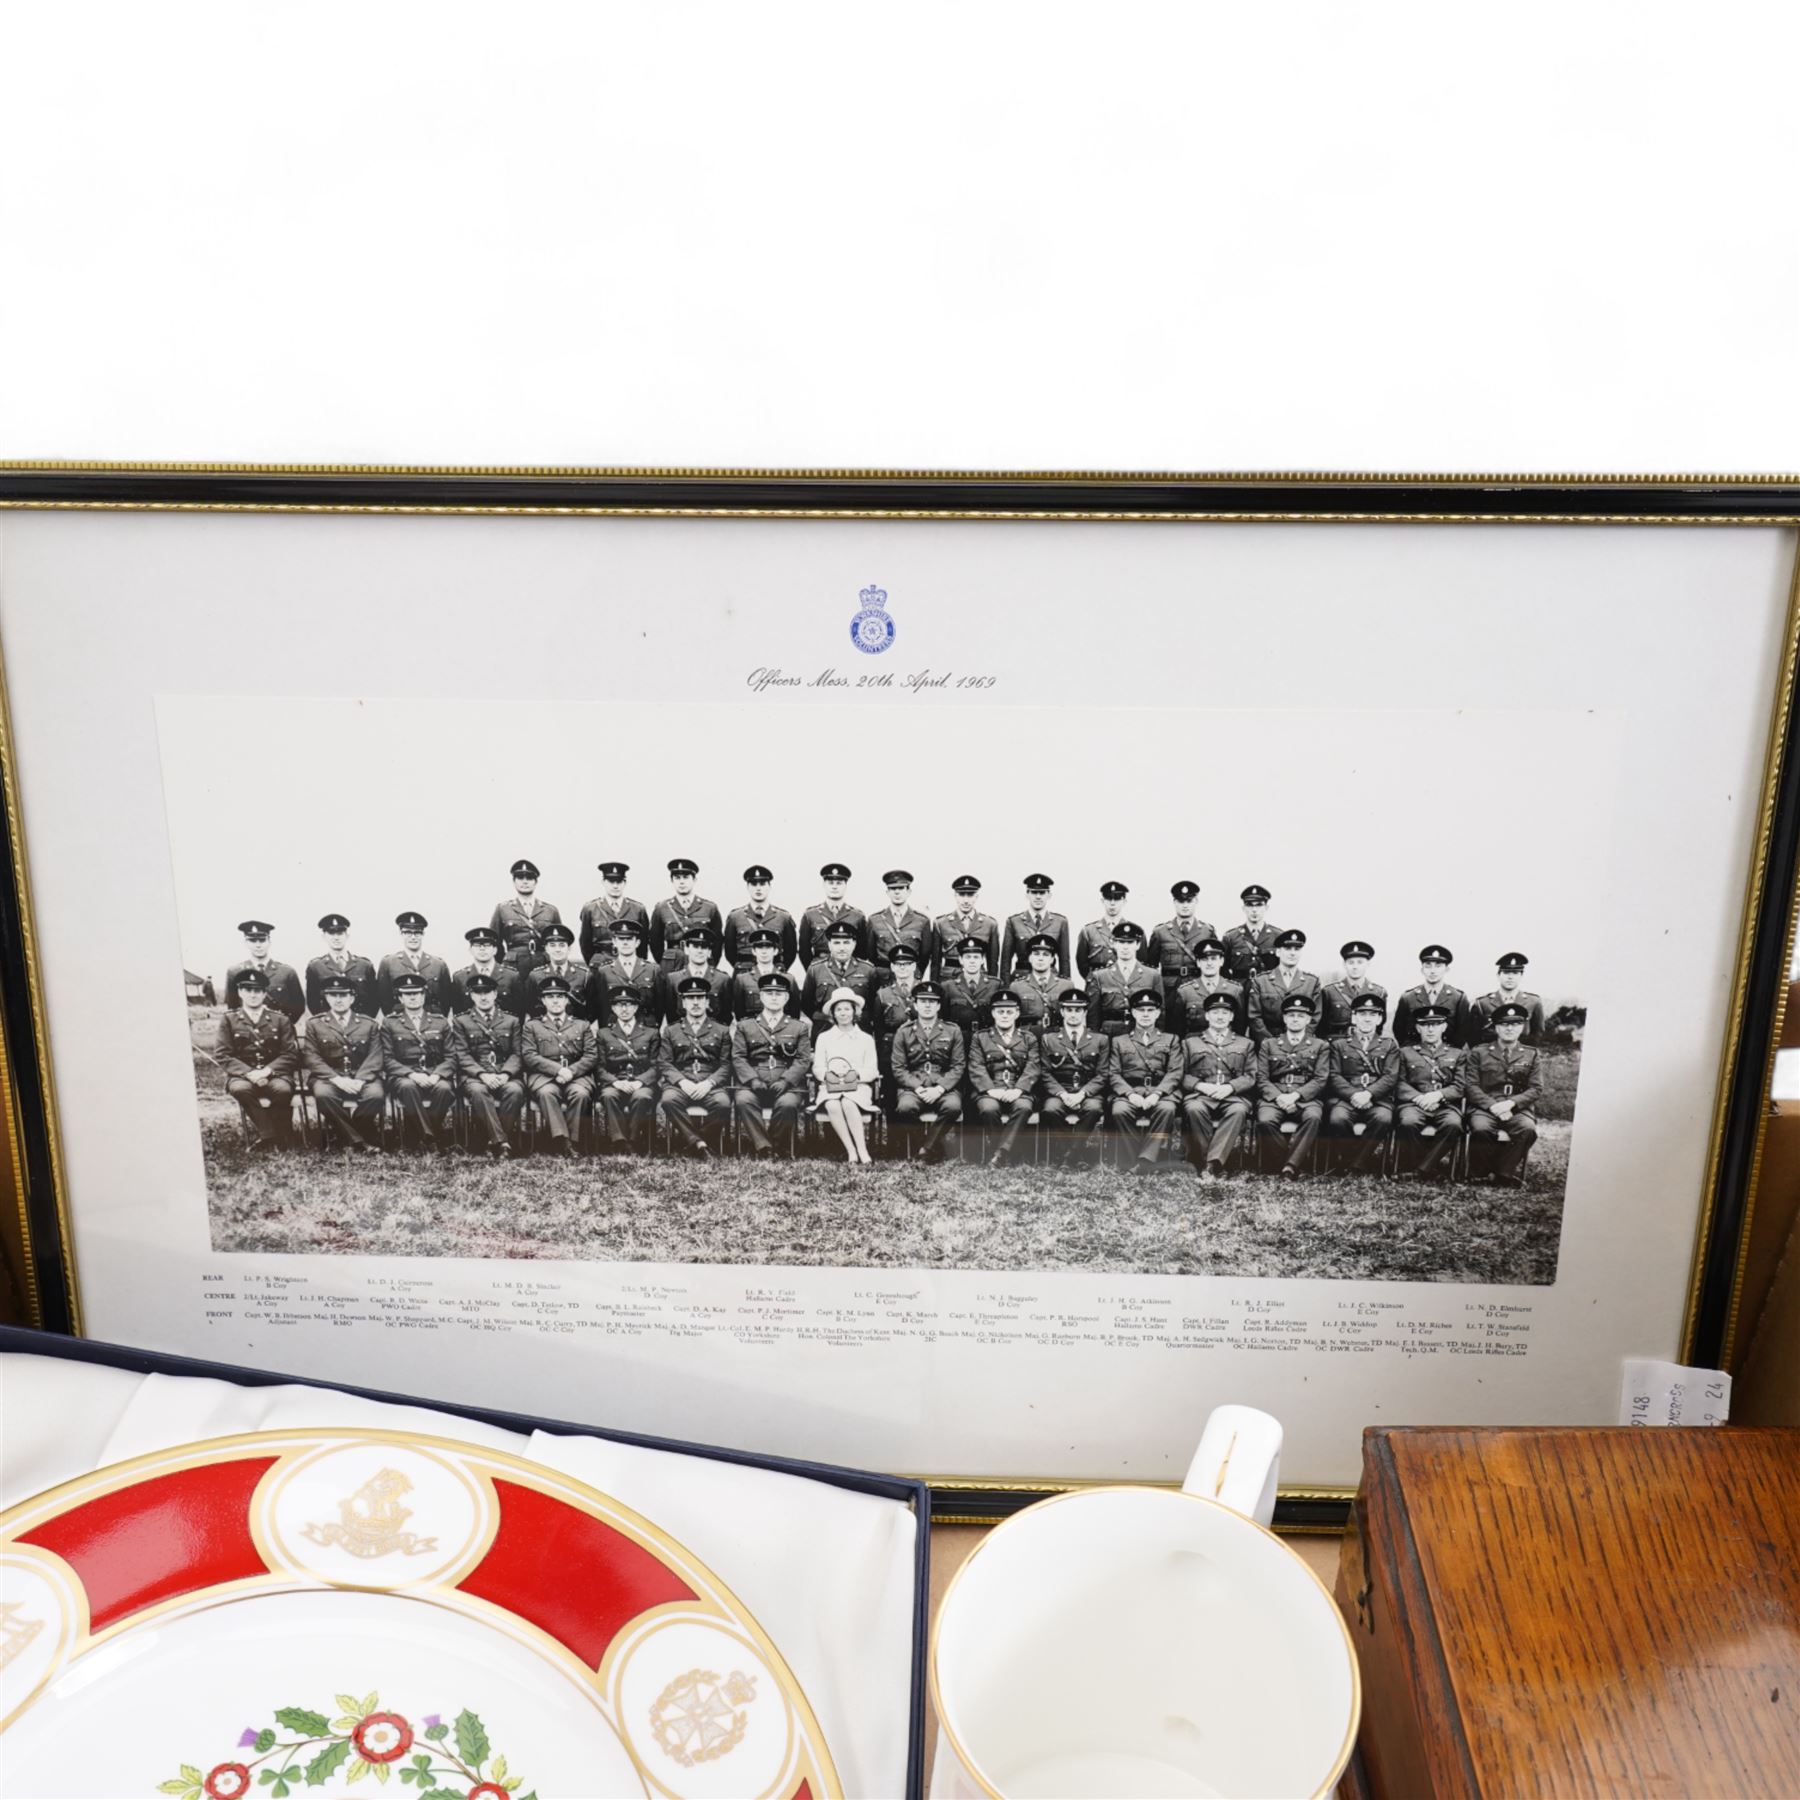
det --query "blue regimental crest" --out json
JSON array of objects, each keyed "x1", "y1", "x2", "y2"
[{"x1": 850, "y1": 583, "x2": 896, "y2": 655}]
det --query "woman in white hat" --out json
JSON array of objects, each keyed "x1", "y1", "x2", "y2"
[{"x1": 812, "y1": 987, "x2": 879, "y2": 1164}]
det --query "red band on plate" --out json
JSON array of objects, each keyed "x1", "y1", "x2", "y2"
[
  {"x1": 457, "y1": 1478, "x2": 697, "y2": 1666},
  {"x1": 20, "y1": 1456, "x2": 277, "y2": 1631}
]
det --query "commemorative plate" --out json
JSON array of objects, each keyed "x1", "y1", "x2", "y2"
[{"x1": 0, "y1": 1428, "x2": 841, "y2": 1800}]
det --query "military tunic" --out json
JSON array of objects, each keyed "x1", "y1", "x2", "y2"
[
  {"x1": 657, "y1": 1017, "x2": 734, "y2": 1151},
  {"x1": 1320, "y1": 978, "x2": 1389, "y2": 1042},
  {"x1": 1326, "y1": 1031, "x2": 1401, "y2": 1171},
  {"x1": 1470, "y1": 988, "x2": 1547, "y2": 1045},
  {"x1": 1086, "y1": 964, "x2": 1166, "y2": 1038},
  {"x1": 1463, "y1": 1041, "x2": 1541, "y2": 1180},
  {"x1": 1221, "y1": 921, "x2": 1282, "y2": 986},
  {"x1": 1007, "y1": 971, "x2": 1081, "y2": 1034},
  {"x1": 1146, "y1": 917, "x2": 1220, "y2": 994},
  {"x1": 451, "y1": 962, "x2": 529, "y2": 1019},
  {"x1": 522, "y1": 1012, "x2": 599, "y2": 1145},
  {"x1": 380, "y1": 1009, "x2": 456, "y2": 1145},
  {"x1": 732, "y1": 968, "x2": 800, "y2": 1022},
  {"x1": 968, "y1": 1027, "x2": 1042, "y2": 1162},
  {"x1": 300, "y1": 1011, "x2": 385, "y2": 1148},
  {"x1": 588, "y1": 953, "x2": 659, "y2": 1020},
  {"x1": 1256, "y1": 1033, "x2": 1330, "y2": 1172},
  {"x1": 304, "y1": 952, "x2": 377, "y2": 1017},
  {"x1": 866, "y1": 905, "x2": 936, "y2": 974},
  {"x1": 1109, "y1": 1028, "x2": 1184, "y2": 1165},
  {"x1": 654, "y1": 963, "x2": 734, "y2": 1028},
  {"x1": 1397, "y1": 1041, "x2": 1467, "y2": 1176},
  {"x1": 722, "y1": 904, "x2": 799, "y2": 974},
  {"x1": 999, "y1": 909, "x2": 1071, "y2": 980},
  {"x1": 931, "y1": 908, "x2": 1000, "y2": 979},
  {"x1": 1170, "y1": 974, "x2": 1246, "y2": 1038},
  {"x1": 1038, "y1": 1026, "x2": 1111, "y2": 1144},
  {"x1": 1178, "y1": 1030, "x2": 1256, "y2": 1170},
  {"x1": 577, "y1": 893, "x2": 651, "y2": 965},
  {"x1": 225, "y1": 957, "x2": 307, "y2": 1023},
  {"x1": 731, "y1": 1014, "x2": 813, "y2": 1154},
  {"x1": 450, "y1": 1007, "x2": 525, "y2": 1148},
  {"x1": 800, "y1": 956, "x2": 883, "y2": 1032},
  {"x1": 375, "y1": 951, "x2": 455, "y2": 1019},
  {"x1": 649, "y1": 895, "x2": 724, "y2": 970},
  {"x1": 1247, "y1": 969, "x2": 1324, "y2": 1043},
  {"x1": 942, "y1": 973, "x2": 1003, "y2": 1042},
  {"x1": 217, "y1": 1006, "x2": 300, "y2": 1146},
  {"x1": 797, "y1": 900, "x2": 867, "y2": 970},
  {"x1": 1393, "y1": 982, "x2": 1472, "y2": 1049},
  {"x1": 488, "y1": 895, "x2": 564, "y2": 973},
  {"x1": 1075, "y1": 917, "x2": 1125, "y2": 980},
  {"x1": 528, "y1": 958, "x2": 597, "y2": 1020},
  {"x1": 592, "y1": 1018, "x2": 662, "y2": 1148},
  {"x1": 890, "y1": 1018, "x2": 968, "y2": 1156}
]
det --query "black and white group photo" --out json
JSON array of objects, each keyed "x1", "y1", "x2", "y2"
[{"x1": 162, "y1": 695, "x2": 1598, "y2": 1285}]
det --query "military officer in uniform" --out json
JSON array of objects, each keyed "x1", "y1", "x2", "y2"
[
  {"x1": 522, "y1": 974, "x2": 598, "y2": 1157},
  {"x1": 1320, "y1": 941, "x2": 1385, "y2": 1041},
  {"x1": 723, "y1": 865, "x2": 799, "y2": 974},
  {"x1": 656, "y1": 926, "x2": 733, "y2": 1026},
  {"x1": 1393, "y1": 945, "x2": 1472, "y2": 1047},
  {"x1": 869, "y1": 943, "x2": 923, "y2": 1068},
  {"x1": 577, "y1": 861, "x2": 651, "y2": 966},
  {"x1": 377, "y1": 913, "x2": 455, "y2": 1017},
  {"x1": 1248, "y1": 929, "x2": 1323, "y2": 1043},
  {"x1": 933, "y1": 875, "x2": 999, "y2": 979},
  {"x1": 1170, "y1": 938, "x2": 1244, "y2": 1038},
  {"x1": 1008, "y1": 933, "x2": 1080, "y2": 1033},
  {"x1": 588, "y1": 917, "x2": 658, "y2": 1019},
  {"x1": 1222, "y1": 885, "x2": 1281, "y2": 986},
  {"x1": 1396, "y1": 1003, "x2": 1466, "y2": 1179},
  {"x1": 732, "y1": 973, "x2": 812, "y2": 1158},
  {"x1": 798, "y1": 863, "x2": 866, "y2": 969},
  {"x1": 942, "y1": 936, "x2": 1003, "y2": 1042},
  {"x1": 226, "y1": 920, "x2": 307, "y2": 1021},
  {"x1": 490, "y1": 859, "x2": 563, "y2": 975},
  {"x1": 801, "y1": 918, "x2": 882, "y2": 1033},
  {"x1": 1471, "y1": 953, "x2": 1547, "y2": 1045},
  {"x1": 1327, "y1": 993, "x2": 1401, "y2": 1174},
  {"x1": 969, "y1": 990, "x2": 1040, "y2": 1168},
  {"x1": 217, "y1": 968, "x2": 299, "y2": 1152},
  {"x1": 866, "y1": 870, "x2": 935, "y2": 973},
  {"x1": 380, "y1": 971, "x2": 456, "y2": 1153},
  {"x1": 649, "y1": 859, "x2": 723, "y2": 971},
  {"x1": 1087, "y1": 921, "x2": 1164, "y2": 1037},
  {"x1": 1000, "y1": 874, "x2": 1071, "y2": 979},
  {"x1": 1464, "y1": 1001, "x2": 1540, "y2": 1185},
  {"x1": 593, "y1": 988, "x2": 660, "y2": 1154},
  {"x1": 1038, "y1": 987, "x2": 1110, "y2": 1163},
  {"x1": 528, "y1": 924, "x2": 596, "y2": 1019},
  {"x1": 1256, "y1": 993, "x2": 1330, "y2": 1179},
  {"x1": 890, "y1": 979, "x2": 966, "y2": 1163},
  {"x1": 451, "y1": 927, "x2": 529, "y2": 1017},
  {"x1": 658, "y1": 976, "x2": 734, "y2": 1158},
  {"x1": 451, "y1": 972, "x2": 525, "y2": 1158},
  {"x1": 1180, "y1": 990, "x2": 1257, "y2": 1182},
  {"x1": 1110, "y1": 990, "x2": 1184, "y2": 1172},
  {"x1": 732, "y1": 928, "x2": 799, "y2": 1020},
  {"x1": 305, "y1": 914, "x2": 377, "y2": 1017},
  {"x1": 1076, "y1": 881, "x2": 1131, "y2": 980},
  {"x1": 302, "y1": 974, "x2": 385, "y2": 1153},
  {"x1": 1147, "y1": 881, "x2": 1218, "y2": 1005}
]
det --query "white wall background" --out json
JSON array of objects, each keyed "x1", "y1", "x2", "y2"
[{"x1": 1, "y1": 1, "x2": 1796, "y2": 471}]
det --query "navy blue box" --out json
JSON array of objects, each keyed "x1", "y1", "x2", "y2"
[{"x1": 0, "y1": 1321, "x2": 930, "y2": 1799}]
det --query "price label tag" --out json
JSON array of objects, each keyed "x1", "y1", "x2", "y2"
[{"x1": 1619, "y1": 1357, "x2": 1731, "y2": 1426}]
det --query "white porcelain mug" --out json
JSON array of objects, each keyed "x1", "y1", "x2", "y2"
[{"x1": 930, "y1": 1406, "x2": 1359, "y2": 1799}]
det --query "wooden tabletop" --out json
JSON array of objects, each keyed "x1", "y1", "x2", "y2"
[{"x1": 924, "y1": 1520, "x2": 1344, "y2": 1792}]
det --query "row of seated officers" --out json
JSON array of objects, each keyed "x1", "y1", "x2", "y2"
[{"x1": 217, "y1": 956, "x2": 1543, "y2": 1184}]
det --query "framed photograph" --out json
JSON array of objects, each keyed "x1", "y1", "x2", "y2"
[{"x1": 2, "y1": 467, "x2": 1796, "y2": 1522}]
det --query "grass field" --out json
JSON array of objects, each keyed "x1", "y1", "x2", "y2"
[
  {"x1": 198, "y1": 1117, "x2": 1564, "y2": 1284},
  {"x1": 191, "y1": 1013, "x2": 1573, "y2": 1283}
]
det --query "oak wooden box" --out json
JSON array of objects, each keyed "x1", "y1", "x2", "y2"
[{"x1": 1335, "y1": 1426, "x2": 1800, "y2": 1799}]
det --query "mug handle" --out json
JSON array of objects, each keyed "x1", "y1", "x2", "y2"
[{"x1": 1181, "y1": 1403, "x2": 1282, "y2": 1527}]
